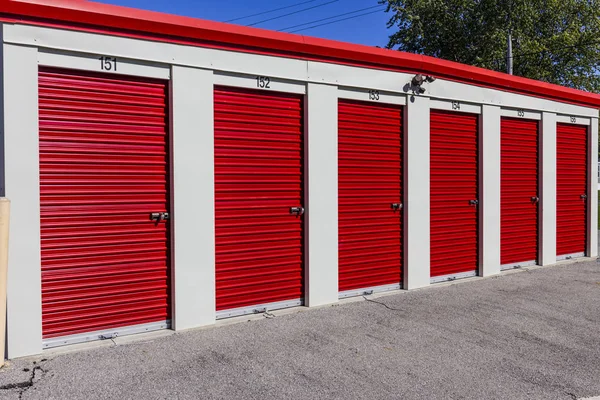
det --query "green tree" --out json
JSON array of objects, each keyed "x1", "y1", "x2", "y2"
[{"x1": 380, "y1": 0, "x2": 600, "y2": 92}]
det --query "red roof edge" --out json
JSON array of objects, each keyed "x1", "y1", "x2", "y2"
[{"x1": 2, "y1": 0, "x2": 600, "y2": 109}]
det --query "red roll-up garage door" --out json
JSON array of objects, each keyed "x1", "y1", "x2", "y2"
[
  {"x1": 557, "y1": 123, "x2": 588, "y2": 258},
  {"x1": 501, "y1": 118, "x2": 539, "y2": 267},
  {"x1": 430, "y1": 110, "x2": 479, "y2": 280},
  {"x1": 338, "y1": 99, "x2": 403, "y2": 295},
  {"x1": 39, "y1": 68, "x2": 171, "y2": 344},
  {"x1": 214, "y1": 87, "x2": 304, "y2": 316}
]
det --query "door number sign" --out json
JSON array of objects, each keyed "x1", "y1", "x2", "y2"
[{"x1": 99, "y1": 56, "x2": 118, "y2": 71}]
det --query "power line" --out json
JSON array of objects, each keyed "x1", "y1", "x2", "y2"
[
  {"x1": 247, "y1": 0, "x2": 339, "y2": 27},
  {"x1": 277, "y1": 5, "x2": 384, "y2": 32},
  {"x1": 225, "y1": 0, "x2": 320, "y2": 23},
  {"x1": 289, "y1": 9, "x2": 384, "y2": 33}
]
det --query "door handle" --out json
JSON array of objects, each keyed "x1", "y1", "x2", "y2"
[
  {"x1": 469, "y1": 199, "x2": 479, "y2": 206},
  {"x1": 531, "y1": 196, "x2": 539, "y2": 203},
  {"x1": 290, "y1": 206, "x2": 305, "y2": 216},
  {"x1": 580, "y1": 194, "x2": 588, "y2": 200},
  {"x1": 391, "y1": 203, "x2": 403, "y2": 211}
]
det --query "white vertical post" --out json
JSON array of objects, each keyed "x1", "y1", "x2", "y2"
[
  {"x1": 305, "y1": 83, "x2": 338, "y2": 306},
  {"x1": 2, "y1": 44, "x2": 43, "y2": 358},
  {"x1": 171, "y1": 66, "x2": 215, "y2": 329},
  {"x1": 480, "y1": 105, "x2": 501, "y2": 276},
  {"x1": 540, "y1": 112, "x2": 557, "y2": 266},
  {"x1": 0, "y1": 198, "x2": 10, "y2": 366},
  {"x1": 588, "y1": 118, "x2": 598, "y2": 258},
  {"x1": 403, "y1": 96, "x2": 430, "y2": 289}
]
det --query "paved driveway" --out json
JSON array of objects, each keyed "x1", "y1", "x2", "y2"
[{"x1": 1, "y1": 260, "x2": 600, "y2": 400}]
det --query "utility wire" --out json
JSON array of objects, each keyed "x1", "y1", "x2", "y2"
[
  {"x1": 277, "y1": 5, "x2": 384, "y2": 32},
  {"x1": 289, "y1": 9, "x2": 384, "y2": 33},
  {"x1": 247, "y1": 0, "x2": 339, "y2": 27},
  {"x1": 225, "y1": 0, "x2": 319, "y2": 23}
]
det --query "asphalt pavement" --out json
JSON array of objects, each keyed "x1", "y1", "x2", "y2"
[{"x1": 1, "y1": 258, "x2": 600, "y2": 400}]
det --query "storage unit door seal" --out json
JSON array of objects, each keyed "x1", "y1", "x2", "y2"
[
  {"x1": 338, "y1": 99, "x2": 403, "y2": 295},
  {"x1": 39, "y1": 68, "x2": 171, "y2": 343}
]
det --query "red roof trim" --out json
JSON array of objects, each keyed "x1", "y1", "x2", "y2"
[{"x1": 2, "y1": 0, "x2": 600, "y2": 109}]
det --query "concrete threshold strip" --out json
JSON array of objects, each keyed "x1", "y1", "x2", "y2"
[{"x1": 22, "y1": 256, "x2": 597, "y2": 361}]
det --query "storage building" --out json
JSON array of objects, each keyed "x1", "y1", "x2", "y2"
[{"x1": 1, "y1": 0, "x2": 599, "y2": 358}]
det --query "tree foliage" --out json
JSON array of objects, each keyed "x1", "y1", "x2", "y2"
[{"x1": 380, "y1": 0, "x2": 600, "y2": 92}]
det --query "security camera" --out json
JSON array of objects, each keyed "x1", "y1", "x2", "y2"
[
  {"x1": 412, "y1": 74, "x2": 436, "y2": 86},
  {"x1": 410, "y1": 74, "x2": 436, "y2": 94},
  {"x1": 411, "y1": 74, "x2": 425, "y2": 87}
]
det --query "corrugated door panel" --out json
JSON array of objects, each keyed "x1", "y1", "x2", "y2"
[
  {"x1": 39, "y1": 68, "x2": 170, "y2": 339},
  {"x1": 430, "y1": 110, "x2": 479, "y2": 277},
  {"x1": 501, "y1": 118, "x2": 539, "y2": 265},
  {"x1": 214, "y1": 86, "x2": 304, "y2": 311},
  {"x1": 338, "y1": 100, "x2": 402, "y2": 292},
  {"x1": 557, "y1": 123, "x2": 588, "y2": 256}
]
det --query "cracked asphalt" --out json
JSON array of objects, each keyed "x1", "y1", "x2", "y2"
[{"x1": 1, "y1": 259, "x2": 600, "y2": 400}]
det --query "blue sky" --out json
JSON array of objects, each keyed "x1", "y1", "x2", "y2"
[{"x1": 95, "y1": 0, "x2": 393, "y2": 47}]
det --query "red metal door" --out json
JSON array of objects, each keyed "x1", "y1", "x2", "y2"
[
  {"x1": 214, "y1": 87, "x2": 304, "y2": 313},
  {"x1": 39, "y1": 68, "x2": 170, "y2": 340},
  {"x1": 338, "y1": 100, "x2": 402, "y2": 293},
  {"x1": 430, "y1": 110, "x2": 479, "y2": 279},
  {"x1": 557, "y1": 123, "x2": 588, "y2": 257},
  {"x1": 501, "y1": 118, "x2": 539, "y2": 266}
]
